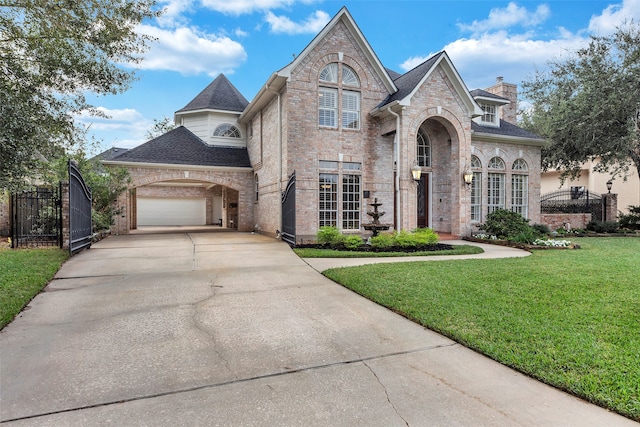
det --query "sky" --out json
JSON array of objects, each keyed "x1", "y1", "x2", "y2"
[{"x1": 79, "y1": 0, "x2": 640, "y2": 153}]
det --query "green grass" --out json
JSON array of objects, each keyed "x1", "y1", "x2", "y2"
[
  {"x1": 293, "y1": 244, "x2": 483, "y2": 258},
  {"x1": 322, "y1": 238, "x2": 640, "y2": 421},
  {"x1": 0, "y1": 248, "x2": 69, "y2": 329}
]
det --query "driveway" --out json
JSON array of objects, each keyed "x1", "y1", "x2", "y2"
[{"x1": 0, "y1": 232, "x2": 635, "y2": 426}]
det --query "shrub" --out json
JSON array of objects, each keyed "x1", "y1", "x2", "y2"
[
  {"x1": 343, "y1": 235, "x2": 364, "y2": 250},
  {"x1": 508, "y1": 226, "x2": 542, "y2": 244},
  {"x1": 394, "y1": 230, "x2": 421, "y2": 248},
  {"x1": 317, "y1": 226, "x2": 344, "y2": 245},
  {"x1": 618, "y1": 205, "x2": 640, "y2": 230},
  {"x1": 479, "y1": 208, "x2": 534, "y2": 239},
  {"x1": 370, "y1": 232, "x2": 395, "y2": 249},
  {"x1": 411, "y1": 228, "x2": 439, "y2": 245},
  {"x1": 532, "y1": 223, "x2": 551, "y2": 235},
  {"x1": 586, "y1": 220, "x2": 619, "y2": 233}
]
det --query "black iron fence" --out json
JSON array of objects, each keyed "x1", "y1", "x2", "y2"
[
  {"x1": 11, "y1": 186, "x2": 62, "y2": 248},
  {"x1": 541, "y1": 189, "x2": 603, "y2": 222},
  {"x1": 281, "y1": 171, "x2": 296, "y2": 245},
  {"x1": 68, "y1": 160, "x2": 92, "y2": 254}
]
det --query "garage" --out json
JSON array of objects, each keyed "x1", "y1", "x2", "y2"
[{"x1": 137, "y1": 197, "x2": 206, "y2": 226}]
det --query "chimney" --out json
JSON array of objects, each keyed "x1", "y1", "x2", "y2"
[{"x1": 486, "y1": 77, "x2": 517, "y2": 124}]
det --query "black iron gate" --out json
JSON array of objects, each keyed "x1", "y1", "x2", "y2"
[
  {"x1": 281, "y1": 171, "x2": 296, "y2": 245},
  {"x1": 68, "y1": 160, "x2": 92, "y2": 254},
  {"x1": 541, "y1": 189, "x2": 603, "y2": 222},
  {"x1": 11, "y1": 186, "x2": 62, "y2": 248}
]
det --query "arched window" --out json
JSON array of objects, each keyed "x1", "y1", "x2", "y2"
[
  {"x1": 416, "y1": 129, "x2": 431, "y2": 167},
  {"x1": 318, "y1": 62, "x2": 360, "y2": 130},
  {"x1": 213, "y1": 123, "x2": 241, "y2": 138},
  {"x1": 511, "y1": 159, "x2": 529, "y2": 217},
  {"x1": 487, "y1": 157, "x2": 505, "y2": 213},
  {"x1": 470, "y1": 155, "x2": 482, "y2": 222}
]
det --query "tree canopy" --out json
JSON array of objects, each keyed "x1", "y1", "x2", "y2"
[
  {"x1": 521, "y1": 22, "x2": 640, "y2": 182},
  {"x1": 0, "y1": 0, "x2": 160, "y2": 191}
]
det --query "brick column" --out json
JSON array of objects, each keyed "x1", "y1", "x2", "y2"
[{"x1": 603, "y1": 193, "x2": 618, "y2": 222}]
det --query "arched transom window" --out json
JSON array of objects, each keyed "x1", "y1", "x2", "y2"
[
  {"x1": 512, "y1": 158, "x2": 528, "y2": 171},
  {"x1": 488, "y1": 156, "x2": 506, "y2": 170},
  {"x1": 318, "y1": 63, "x2": 361, "y2": 130},
  {"x1": 416, "y1": 129, "x2": 431, "y2": 167},
  {"x1": 213, "y1": 123, "x2": 241, "y2": 138}
]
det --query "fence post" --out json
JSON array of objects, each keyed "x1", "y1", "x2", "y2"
[
  {"x1": 602, "y1": 193, "x2": 618, "y2": 223},
  {"x1": 61, "y1": 182, "x2": 70, "y2": 250}
]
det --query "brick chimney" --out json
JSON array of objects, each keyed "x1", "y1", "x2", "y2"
[{"x1": 485, "y1": 76, "x2": 518, "y2": 124}]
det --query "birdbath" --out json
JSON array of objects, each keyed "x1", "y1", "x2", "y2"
[{"x1": 363, "y1": 198, "x2": 391, "y2": 236}]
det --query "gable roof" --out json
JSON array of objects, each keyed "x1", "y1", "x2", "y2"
[
  {"x1": 103, "y1": 126, "x2": 251, "y2": 168},
  {"x1": 374, "y1": 51, "x2": 483, "y2": 118},
  {"x1": 176, "y1": 74, "x2": 249, "y2": 114},
  {"x1": 472, "y1": 120, "x2": 544, "y2": 145},
  {"x1": 91, "y1": 147, "x2": 129, "y2": 162}
]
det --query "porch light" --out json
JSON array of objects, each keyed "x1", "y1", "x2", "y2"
[
  {"x1": 463, "y1": 168, "x2": 474, "y2": 187},
  {"x1": 411, "y1": 164, "x2": 422, "y2": 181},
  {"x1": 606, "y1": 179, "x2": 613, "y2": 193}
]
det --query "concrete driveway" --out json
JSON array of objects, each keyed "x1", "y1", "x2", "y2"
[{"x1": 0, "y1": 232, "x2": 635, "y2": 426}]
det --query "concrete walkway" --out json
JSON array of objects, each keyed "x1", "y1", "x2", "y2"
[{"x1": 0, "y1": 232, "x2": 635, "y2": 426}]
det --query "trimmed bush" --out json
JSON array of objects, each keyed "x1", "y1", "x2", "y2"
[
  {"x1": 370, "y1": 232, "x2": 395, "y2": 249},
  {"x1": 317, "y1": 226, "x2": 344, "y2": 245},
  {"x1": 586, "y1": 220, "x2": 619, "y2": 233},
  {"x1": 411, "y1": 228, "x2": 439, "y2": 245},
  {"x1": 343, "y1": 235, "x2": 364, "y2": 250},
  {"x1": 618, "y1": 205, "x2": 640, "y2": 230}
]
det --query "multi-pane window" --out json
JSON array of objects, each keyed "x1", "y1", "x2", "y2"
[
  {"x1": 511, "y1": 159, "x2": 529, "y2": 217},
  {"x1": 213, "y1": 123, "x2": 241, "y2": 138},
  {"x1": 319, "y1": 173, "x2": 338, "y2": 227},
  {"x1": 480, "y1": 104, "x2": 497, "y2": 124},
  {"x1": 417, "y1": 128, "x2": 431, "y2": 167},
  {"x1": 342, "y1": 90, "x2": 360, "y2": 129},
  {"x1": 319, "y1": 88, "x2": 338, "y2": 128},
  {"x1": 342, "y1": 174, "x2": 360, "y2": 229},
  {"x1": 318, "y1": 63, "x2": 360, "y2": 130},
  {"x1": 470, "y1": 155, "x2": 482, "y2": 222},
  {"x1": 487, "y1": 156, "x2": 505, "y2": 213},
  {"x1": 319, "y1": 161, "x2": 361, "y2": 229}
]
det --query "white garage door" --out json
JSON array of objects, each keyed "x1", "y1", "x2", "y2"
[{"x1": 137, "y1": 198, "x2": 206, "y2": 226}]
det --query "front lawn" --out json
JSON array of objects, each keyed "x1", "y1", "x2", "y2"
[
  {"x1": 0, "y1": 247, "x2": 69, "y2": 329},
  {"x1": 322, "y1": 237, "x2": 640, "y2": 421}
]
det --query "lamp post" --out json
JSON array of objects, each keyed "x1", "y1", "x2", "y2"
[{"x1": 606, "y1": 179, "x2": 613, "y2": 193}]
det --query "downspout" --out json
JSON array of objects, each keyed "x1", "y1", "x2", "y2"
[
  {"x1": 267, "y1": 84, "x2": 283, "y2": 235},
  {"x1": 387, "y1": 106, "x2": 401, "y2": 231}
]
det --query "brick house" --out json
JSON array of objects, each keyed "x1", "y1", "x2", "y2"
[{"x1": 105, "y1": 7, "x2": 544, "y2": 242}]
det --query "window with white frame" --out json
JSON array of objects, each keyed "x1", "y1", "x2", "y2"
[
  {"x1": 511, "y1": 159, "x2": 529, "y2": 217},
  {"x1": 470, "y1": 155, "x2": 482, "y2": 222},
  {"x1": 319, "y1": 161, "x2": 361, "y2": 229},
  {"x1": 480, "y1": 103, "x2": 497, "y2": 125},
  {"x1": 417, "y1": 128, "x2": 431, "y2": 167},
  {"x1": 318, "y1": 63, "x2": 360, "y2": 130},
  {"x1": 487, "y1": 156, "x2": 506, "y2": 213},
  {"x1": 213, "y1": 123, "x2": 241, "y2": 138}
]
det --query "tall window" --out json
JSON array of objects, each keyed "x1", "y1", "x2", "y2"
[
  {"x1": 319, "y1": 161, "x2": 361, "y2": 229},
  {"x1": 470, "y1": 155, "x2": 482, "y2": 222},
  {"x1": 487, "y1": 156, "x2": 505, "y2": 213},
  {"x1": 417, "y1": 129, "x2": 431, "y2": 167},
  {"x1": 318, "y1": 63, "x2": 360, "y2": 130},
  {"x1": 213, "y1": 123, "x2": 241, "y2": 138},
  {"x1": 511, "y1": 159, "x2": 529, "y2": 217}
]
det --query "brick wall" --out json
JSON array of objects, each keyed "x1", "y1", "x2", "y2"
[{"x1": 541, "y1": 213, "x2": 592, "y2": 231}]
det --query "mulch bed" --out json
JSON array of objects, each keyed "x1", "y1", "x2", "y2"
[{"x1": 294, "y1": 243, "x2": 455, "y2": 252}]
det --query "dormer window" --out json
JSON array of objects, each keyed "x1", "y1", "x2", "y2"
[
  {"x1": 480, "y1": 103, "x2": 497, "y2": 125},
  {"x1": 213, "y1": 124, "x2": 241, "y2": 138}
]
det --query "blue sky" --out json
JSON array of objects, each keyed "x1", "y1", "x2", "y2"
[{"x1": 79, "y1": 0, "x2": 640, "y2": 152}]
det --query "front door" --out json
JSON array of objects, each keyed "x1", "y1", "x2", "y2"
[{"x1": 417, "y1": 174, "x2": 429, "y2": 228}]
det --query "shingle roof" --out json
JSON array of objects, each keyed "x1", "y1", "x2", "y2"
[
  {"x1": 378, "y1": 52, "x2": 444, "y2": 108},
  {"x1": 91, "y1": 147, "x2": 129, "y2": 161},
  {"x1": 111, "y1": 126, "x2": 252, "y2": 168},
  {"x1": 385, "y1": 67, "x2": 402, "y2": 80},
  {"x1": 176, "y1": 74, "x2": 249, "y2": 114},
  {"x1": 472, "y1": 120, "x2": 542, "y2": 140},
  {"x1": 470, "y1": 89, "x2": 509, "y2": 102}
]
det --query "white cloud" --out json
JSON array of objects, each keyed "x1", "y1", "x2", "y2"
[
  {"x1": 136, "y1": 24, "x2": 247, "y2": 76},
  {"x1": 458, "y1": 2, "x2": 550, "y2": 34},
  {"x1": 155, "y1": 0, "x2": 195, "y2": 28},
  {"x1": 265, "y1": 10, "x2": 329, "y2": 34},
  {"x1": 235, "y1": 27, "x2": 249, "y2": 37},
  {"x1": 588, "y1": 0, "x2": 640, "y2": 34}
]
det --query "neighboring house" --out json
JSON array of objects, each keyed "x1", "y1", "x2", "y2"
[
  {"x1": 104, "y1": 7, "x2": 544, "y2": 242},
  {"x1": 541, "y1": 161, "x2": 640, "y2": 215}
]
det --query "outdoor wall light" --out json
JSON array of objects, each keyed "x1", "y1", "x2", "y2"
[
  {"x1": 606, "y1": 179, "x2": 613, "y2": 193},
  {"x1": 411, "y1": 164, "x2": 422, "y2": 182},
  {"x1": 463, "y1": 168, "x2": 474, "y2": 187}
]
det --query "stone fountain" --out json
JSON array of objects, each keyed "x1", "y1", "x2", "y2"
[{"x1": 363, "y1": 198, "x2": 392, "y2": 236}]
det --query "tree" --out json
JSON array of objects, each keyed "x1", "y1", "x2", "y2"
[
  {"x1": 0, "y1": 0, "x2": 160, "y2": 191},
  {"x1": 145, "y1": 116, "x2": 176, "y2": 140},
  {"x1": 521, "y1": 22, "x2": 640, "y2": 182}
]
